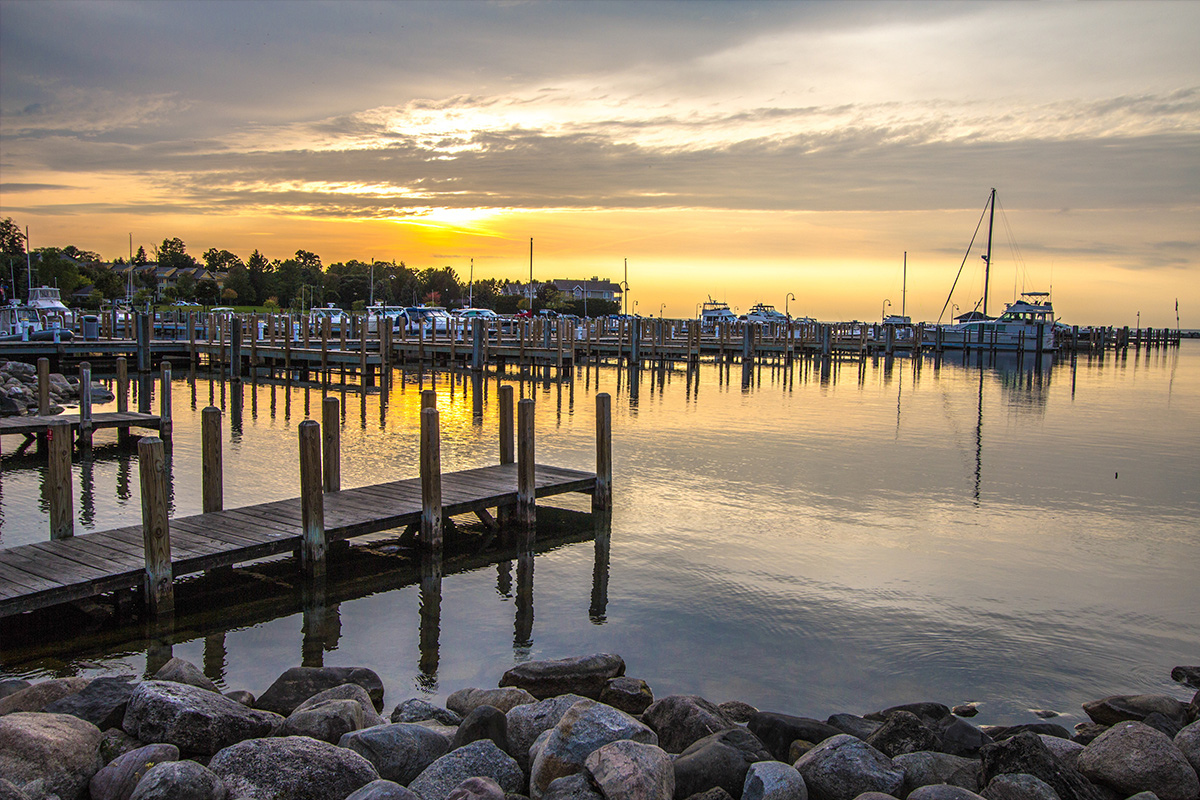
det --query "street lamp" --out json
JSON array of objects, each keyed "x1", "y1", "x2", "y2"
[
  {"x1": 882, "y1": 298, "x2": 891, "y2": 321},
  {"x1": 952, "y1": 303, "x2": 959, "y2": 321},
  {"x1": 633, "y1": 300, "x2": 638, "y2": 316},
  {"x1": 659, "y1": 302, "x2": 666, "y2": 318},
  {"x1": 785, "y1": 292, "x2": 796, "y2": 320}
]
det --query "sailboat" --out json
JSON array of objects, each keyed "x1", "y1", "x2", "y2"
[{"x1": 924, "y1": 189, "x2": 1057, "y2": 352}]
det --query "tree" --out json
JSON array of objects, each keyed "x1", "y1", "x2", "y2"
[
  {"x1": 158, "y1": 238, "x2": 198, "y2": 270},
  {"x1": 0, "y1": 218, "x2": 26, "y2": 256},
  {"x1": 174, "y1": 272, "x2": 197, "y2": 301},
  {"x1": 418, "y1": 266, "x2": 462, "y2": 307},
  {"x1": 202, "y1": 247, "x2": 241, "y2": 273},
  {"x1": 196, "y1": 279, "x2": 220, "y2": 306},
  {"x1": 132, "y1": 246, "x2": 148, "y2": 266},
  {"x1": 32, "y1": 248, "x2": 84, "y2": 297},
  {"x1": 247, "y1": 249, "x2": 271, "y2": 305},
  {"x1": 223, "y1": 263, "x2": 254, "y2": 306}
]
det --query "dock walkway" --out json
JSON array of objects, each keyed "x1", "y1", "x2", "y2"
[{"x1": 0, "y1": 411, "x2": 161, "y2": 439}]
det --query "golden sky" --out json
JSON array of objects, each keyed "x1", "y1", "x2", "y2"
[{"x1": 1, "y1": 1, "x2": 1197, "y2": 325}]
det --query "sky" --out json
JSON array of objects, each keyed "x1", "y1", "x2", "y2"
[{"x1": 1, "y1": 0, "x2": 1197, "y2": 325}]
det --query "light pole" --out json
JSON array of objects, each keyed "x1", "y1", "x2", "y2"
[
  {"x1": 1137, "y1": 311, "x2": 1140, "y2": 330},
  {"x1": 952, "y1": 303, "x2": 959, "y2": 321},
  {"x1": 882, "y1": 299, "x2": 891, "y2": 321},
  {"x1": 659, "y1": 302, "x2": 665, "y2": 318},
  {"x1": 785, "y1": 292, "x2": 795, "y2": 320},
  {"x1": 633, "y1": 300, "x2": 638, "y2": 317}
]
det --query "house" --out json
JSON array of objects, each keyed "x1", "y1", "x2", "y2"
[{"x1": 501, "y1": 278, "x2": 622, "y2": 302}]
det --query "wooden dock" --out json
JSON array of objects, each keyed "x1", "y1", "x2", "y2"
[{"x1": 0, "y1": 411, "x2": 160, "y2": 439}]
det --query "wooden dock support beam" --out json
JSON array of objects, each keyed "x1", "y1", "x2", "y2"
[
  {"x1": 420, "y1": 406, "x2": 443, "y2": 551},
  {"x1": 322, "y1": 396, "x2": 340, "y2": 492},
  {"x1": 201, "y1": 407, "x2": 223, "y2": 513},
  {"x1": 47, "y1": 418, "x2": 73, "y2": 540},
  {"x1": 230, "y1": 317, "x2": 243, "y2": 382},
  {"x1": 159, "y1": 361, "x2": 172, "y2": 440},
  {"x1": 593, "y1": 392, "x2": 612, "y2": 513},
  {"x1": 298, "y1": 420, "x2": 326, "y2": 578},
  {"x1": 116, "y1": 357, "x2": 130, "y2": 445},
  {"x1": 77, "y1": 363, "x2": 93, "y2": 448},
  {"x1": 137, "y1": 436, "x2": 174, "y2": 616},
  {"x1": 517, "y1": 398, "x2": 536, "y2": 530}
]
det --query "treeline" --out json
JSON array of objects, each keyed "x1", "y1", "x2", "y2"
[{"x1": 0, "y1": 219, "x2": 617, "y2": 316}]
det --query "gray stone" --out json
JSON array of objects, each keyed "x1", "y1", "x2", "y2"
[
  {"x1": 99, "y1": 727, "x2": 144, "y2": 764},
  {"x1": 254, "y1": 666, "x2": 384, "y2": 716},
  {"x1": 953, "y1": 704, "x2": 980, "y2": 718},
  {"x1": 866, "y1": 711, "x2": 940, "y2": 758},
  {"x1": 543, "y1": 774, "x2": 605, "y2": 800},
  {"x1": 296, "y1": 682, "x2": 386, "y2": 726},
  {"x1": 644, "y1": 695, "x2": 736, "y2": 754},
  {"x1": 893, "y1": 751, "x2": 981, "y2": 795},
  {"x1": 447, "y1": 686, "x2": 538, "y2": 716},
  {"x1": 207, "y1": 735, "x2": 378, "y2": 800},
  {"x1": 980, "y1": 774, "x2": 1061, "y2": 800},
  {"x1": 0, "y1": 711, "x2": 104, "y2": 800},
  {"x1": 500, "y1": 653, "x2": 626, "y2": 700},
  {"x1": 1037, "y1": 735, "x2": 1084, "y2": 771},
  {"x1": 88, "y1": 743, "x2": 178, "y2": 800},
  {"x1": 1081, "y1": 695, "x2": 1190, "y2": 728},
  {"x1": 979, "y1": 732, "x2": 1103, "y2": 800},
  {"x1": 981, "y1": 724, "x2": 1071, "y2": 743},
  {"x1": 867, "y1": 704, "x2": 952, "y2": 727},
  {"x1": 748, "y1": 712, "x2": 844, "y2": 763},
  {"x1": 223, "y1": 690, "x2": 255, "y2": 707},
  {"x1": 0, "y1": 778, "x2": 30, "y2": 800},
  {"x1": 688, "y1": 790, "x2": 737, "y2": 800},
  {"x1": 1076, "y1": 720, "x2": 1199, "y2": 800},
  {"x1": 339, "y1": 722, "x2": 452, "y2": 784},
  {"x1": 507, "y1": 694, "x2": 590, "y2": 774},
  {"x1": 279, "y1": 697, "x2": 365, "y2": 743},
  {"x1": 42, "y1": 677, "x2": 138, "y2": 731},
  {"x1": 127, "y1": 760, "x2": 227, "y2": 800},
  {"x1": 936, "y1": 716, "x2": 993, "y2": 758},
  {"x1": 445, "y1": 775, "x2": 506, "y2": 800},
  {"x1": 826, "y1": 714, "x2": 882, "y2": 741},
  {"x1": 121, "y1": 680, "x2": 282, "y2": 756},
  {"x1": 720, "y1": 701, "x2": 760, "y2": 725},
  {"x1": 793, "y1": 735, "x2": 903, "y2": 800},
  {"x1": 152, "y1": 658, "x2": 219, "y2": 694},
  {"x1": 1140, "y1": 712, "x2": 1184, "y2": 739},
  {"x1": 584, "y1": 739, "x2": 673, "y2": 800},
  {"x1": 409, "y1": 740, "x2": 524, "y2": 800},
  {"x1": 1070, "y1": 724, "x2": 1108, "y2": 746},
  {"x1": 600, "y1": 676, "x2": 655, "y2": 716},
  {"x1": 1175, "y1": 719, "x2": 1200, "y2": 773},
  {"x1": 453, "y1": 704, "x2": 510, "y2": 754},
  {"x1": 849, "y1": 794, "x2": 897, "y2": 800},
  {"x1": 0, "y1": 677, "x2": 91, "y2": 715},
  {"x1": 910, "y1": 787, "x2": 985, "y2": 800},
  {"x1": 392, "y1": 697, "x2": 463, "y2": 726},
  {"x1": 1171, "y1": 667, "x2": 1200, "y2": 689},
  {"x1": 529, "y1": 699, "x2": 658, "y2": 799},
  {"x1": 0, "y1": 679, "x2": 31, "y2": 699},
  {"x1": 345, "y1": 780, "x2": 422, "y2": 800},
  {"x1": 674, "y1": 727, "x2": 772, "y2": 799},
  {"x1": 742, "y1": 761, "x2": 806, "y2": 800}
]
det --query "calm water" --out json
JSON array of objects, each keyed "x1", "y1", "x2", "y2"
[{"x1": 2, "y1": 344, "x2": 1197, "y2": 730}]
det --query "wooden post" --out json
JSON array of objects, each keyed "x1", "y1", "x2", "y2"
[
  {"x1": 499, "y1": 384, "x2": 515, "y2": 464},
  {"x1": 359, "y1": 316, "x2": 368, "y2": 384},
  {"x1": 322, "y1": 396, "x2": 340, "y2": 492},
  {"x1": 230, "y1": 317, "x2": 243, "y2": 382},
  {"x1": 250, "y1": 313, "x2": 258, "y2": 369},
  {"x1": 159, "y1": 361, "x2": 173, "y2": 439},
  {"x1": 298, "y1": 420, "x2": 326, "y2": 578},
  {"x1": 116, "y1": 356, "x2": 130, "y2": 445},
  {"x1": 138, "y1": 436, "x2": 174, "y2": 616},
  {"x1": 472, "y1": 319, "x2": 484, "y2": 371},
  {"x1": 421, "y1": 388, "x2": 437, "y2": 410},
  {"x1": 517, "y1": 398, "x2": 536, "y2": 530},
  {"x1": 77, "y1": 363, "x2": 93, "y2": 448},
  {"x1": 420, "y1": 406, "x2": 443, "y2": 551},
  {"x1": 47, "y1": 418, "x2": 74, "y2": 540},
  {"x1": 593, "y1": 392, "x2": 612, "y2": 512},
  {"x1": 202, "y1": 406, "x2": 223, "y2": 513},
  {"x1": 37, "y1": 357, "x2": 50, "y2": 416}
]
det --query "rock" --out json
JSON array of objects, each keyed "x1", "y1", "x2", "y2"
[
  {"x1": 0, "y1": 677, "x2": 91, "y2": 715},
  {"x1": 223, "y1": 690, "x2": 255, "y2": 707},
  {"x1": 500, "y1": 654, "x2": 626, "y2": 700},
  {"x1": 742, "y1": 761, "x2": 807, "y2": 800},
  {"x1": 825, "y1": 714, "x2": 882, "y2": 741},
  {"x1": 529, "y1": 698, "x2": 658, "y2": 799},
  {"x1": 254, "y1": 666, "x2": 384, "y2": 716},
  {"x1": 953, "y1": 704, "x2": 980, "y2": 718},
  {"x1": 1076, "y1": 721, "x2": 1199, "y2": 800},
  {"x1": 412, "y1": 718, "x2": 460, "y2": 743},
  {"x1": 0, "y1": 711, "x2": 104, "y2": 800},
  {"x1": 507, "y1": 694, "x2": 590, "y2": 774},
  {"x1": 748, "y1": 712, "x2": 843, "y2": 763},
  {"x1": 447, "y1": 687, "x2": 538, "y2": 716},
  {"x1": 1141, "y1": 712, "x2": 1184, "y2": 739},
  {"x1": 936, "y1": 716, "x2": 993, "y2": 758},
  {"x1": 392, "y1": 697, "x2": 463, "y2": 726},
  {"x1": 339, "y1": 722, "x2": 451, "y2": 784},
  {"x1": 152, "y1": 658, "x2": 219, "y2": 694},
  {"x1": 910, "y1": 787, "x2": 985, "y2": 800},
  {"x1": 980, "y1": 774, "x2": 1061, "y2": 800},
  {"x1": 893, "y1": 751, "x2": 981, "y2": 795},
  {"x1": 0, "y1": 778, "x2": 30, "y2": 800},
  {"x1": 848, "y1": 794, "x2": 896, "y2": 800},
  {"x1": 446, "y1": 776, "x2": 507, "y2": 800},
  {"x1": 793, "y1": 735, "x2": 903, "y2": 800},
  {"x1": 674, "y1": 727, "x2": 772, "y2": 798},
  {"x1": 409, "y1": 740, "x2": 524, "y2": 800},
  {"x1": 584, "y1": 739, "x2": 674, "y2": 800},
  {"x1": 1071, "y1": 724, "x2": 1108, "y2": 746},
  {"x1": 127, "y1": 760, "x2": 227, "y2": 800},
  {"x1": 642, "y1": 695, "x2": 736, "y2": 754},
  {"x1": 43, "y1": 676, "x2": 138, "y2": 730},
  {"x1": 0, "y1": 679, "x2": 31, "y2": 699},
  {"x1": 121, "y1": 680, "x2": 282, "y2": 755},
  {"x1": 88, "y1": 743, "x2": 179, "y2": 800},
  {"x1": 453, "y1": 704, "x2": 510, "y2": 754},
  {"x1": 345, "y1": 780, "x2": 422, "y2": 800},
  {"x1": 866, "y1": 710, "x2": 940, "y2": 758},
  {"x1": 208, "y1": 735, "x2": 378, "y2": 799},
  {"x1": 1031, "y1": 710, "x2": 1060, "y2": 719},
  {"x1": 1171, "y1": 666, "x2": 1200, "y2": 689},
  {"x1": 979, "y1": 732, "x2": 1103, "y2": 800},
  {"x1": 867, "y1": 703, "x2": 952, "y2": 727},
  {"x1": 1081, "y1": 695, "x2": 1190, "y2": 728},
  {"x1": 1176, "y1": 719, "x2": 1200, "y2": 773},
  {"x1": 686, "y1": 790, "x2": 736, "y2": 800},
  {"x1": 100, "y1": 727, "x2": 144, "y2": 764},
  {"x1": 295, "y1": 683, "x2": 386, "y2": 726},
  {"x1": 981, "y1": 724, "x2": 1071, "y2": 742},
  {"x1": 720, "y1": 701, "x2": 760, "y2": 725},
  {"x1": 1037, "y1": 734, "x2": 1084, "y2": 770},
  {"x1": 279, "y1": 697, "x2": 365, "y2": 743},
  {"x1": 600, "y1": 676, "x2": 654, "y2": 715},
  {"x1": 789, "y1": 740, "x2": 817, "y2": 762},
  {"x1": 543, "y1": 773, "x2": 605, "y2": 800}
]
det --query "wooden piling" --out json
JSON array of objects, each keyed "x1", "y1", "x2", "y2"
[
  {"x1": 499, "y1": 384, "x2": 515, "y2": 464},
  {"x1": 137, "y1": 436, "x2": 174, "y2": 616},
  {"x1": 159, "y1": 361, "x2": 173, "y2": 439},
  {"x1": 298, "y1": 419, "x2": 326, "y2": 579},
  {"x1": 116, "y1": 357, "x2": 130, "y2": 445},
  {"x1": 47, "y1": 418, "x2": 74, "y2": 540},
  {"x1": 593, "y1": 392, "x2": 612, "y2": 513},
  {"x1": 230, "y1": 317, "x2": 243, "y2": 382},
  {"x1": 322, "y1": 396, "x2": 340, "y2": 492},
  {"x1": 420, "y1": 407, "x2": 443, "y2": 551},
  {"x1": 37, "y1": 358, "x2": 50, "y2": 416},
  {"x1": 201, "y1": 407, "x2": 223, "y2": 513},
  {"x1": 77, "y1": 363, "x2": 93, "y2": 448},
  {"x1": 517, "y1": 398, "x2": 536, "y2": 529},
  {"x1": 421, "y1": 389, "x2": 437, "y2": 410}
]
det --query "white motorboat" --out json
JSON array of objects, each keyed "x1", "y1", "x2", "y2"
[
  {"x1": 403, "y1": 306, "x2": 452, "y2": 334},
  {"x1": 699, "y1": 297, "x2": 738, "y2": 329},
  {"x1": 745, "y1": 303, "x2": 788, "y2": 325},
  {"x1": 26, "y1": 285, "x2": 74, "y2": 329}
]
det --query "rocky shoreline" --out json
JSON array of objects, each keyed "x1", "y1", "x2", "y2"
[
  {"x1": 0, "y1": 359, "x2": 113, "y2": 417},
  {"x1": 1, "y1": 654, "x2": 1197, "y2": 800}
]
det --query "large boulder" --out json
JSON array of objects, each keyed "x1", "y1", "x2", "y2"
[
  {"x1": 936, "y1": 715, "x2": 994, "y2": 757},
  {"x1": 529, "y1": 698, "x2": 658, "y2": 799},
  {"x1": 792, "y1": 734, "x2": 903, "y2": 800},
  {"x1": 153, "y1": 658, "x2": 219, "y2": 694},
  {"x1": 0, "y1": 679, "x2": 31, "y2": 699},
  {"x1": 0, "y1": 677, "x2": 91, "y2": 715},
  {"x1": 909, "y1": 787, "x2": 985, "y2": 800},
  {"x1": 741, "y1": 761, "x2": 807, "y2": 800},
  {"x1": 1082, "y1": 695, "x2": 1191, "y2": 728},
  {"x1": 825, "y1": 714, "x2": 881, "y2": 741},
  {"x1": 894, "y1": 751, "x2": 981, "y2": 795},
  {"x1": 254, "y1": 666, "x2": 384, "y2": 716},
  {"x1": 600, "y1": 677, "x2": 655, "y2": 715},
  {"x1": 0, "y1": 711, "x2": 104, "y2": 800},
  {"x1": 644, "y1": 695, "x2": 736, "y2": 754},
  {"x1": 1037, "y1": 734, "x2": 1084, "y2": 770},
  {"x1": 979, "y1": 732, "x2": 1103, "y2": 800},
  {"x1": 445, "y1": 776, "x2": 506, "y2": 800},
  {"x1": 339, "y1": 723, "x2": 452, "y2": 784},
  {"x1": 88, "y1": 743, "x2": 178, "y2": 800},
  {"x1": 296, "y1": 683, "x2": 386, "y2": 727},
  {"x1": 447, "y1": 686, "x2": 537, "y2": 716},
  {"x1": 747, "y1": 712, "x2": 843, "y2": 762},
  {"x1": 1176, "y1": 719, "x2": 1200, "y2": 773},
  {"x1": 865, "y1": 710, "x2": 940, "y2": 757},
  {"x1": 43, "y1": 676, "x2": 138, "y2": 730},
  {"x1": 867, "y1": 703, "x2": 952, "y2": 727},
  {"x1": 408, "y1": 740, "x2": 524, "y2": 800},
  {"x1": 345, "y1": 780, "x2": 421, "y2": 800},
  {"x1": 507, "y1": 693, "x2": 589, "y2": 774},
  {"x1": 543, "y1": 774, "x2": 605, "y2": 800},
  {"x1": 122, "y1": 680, "x2": 282, "y2": 755},
  {"x1": 673, "y1": 727, "x2": 772, "y2": 799},
  {"x1": 127, "y1": 760, "x2": 227, "y2": 800},
  {"x1": 207, "y1": 735, "x2": 378, "y2": 799},
  {"x1": 279, "y1": 698, "x2": 365, "y2": 743},
  {"x1": 452, "y1": 704, "x2": 510, "y2": 754},
  {"x1": 982, "y1": 723, "x2": 1072, "y2": 742},
  {"x1": 500, "y1": 653, "x2": 627, "y2": 700},
  {"x1": 980, "y1": 774, "x2": 1061, "y2": 800},
  {"x1": 391, "y1": 697, "x2": 463, "y2": 726},
  {"x1": 1076, "y1": 720, "x2": 1199, "y2": 800},
  {"x1": 585, "y1": 739, "x2": 674, "y2": 800},
  {"x1": 1172, "y1": 666, "x2": 1200, "y2": 690}
]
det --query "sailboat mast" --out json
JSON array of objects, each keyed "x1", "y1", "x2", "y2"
[
  {"x1": 982, "y1": 188, "x2": 995, "y2": 318},
  {"x1": 902, "y1": 251, "x2": 907, "y2": 318}
]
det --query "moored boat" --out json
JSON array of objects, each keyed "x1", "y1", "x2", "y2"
[
  {"x1": 699, "y1": 297, "x2": 738, "y2": 329},
  {"x1": 745, "y1": 303, "x2": 789, "y2": 325}
]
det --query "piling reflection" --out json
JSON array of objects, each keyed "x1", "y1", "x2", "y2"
[{"x1": 418, "y1": 551, "x2": 442, "y2": 691}]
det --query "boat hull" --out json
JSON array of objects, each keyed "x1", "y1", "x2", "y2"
[{"x1": 924, "y1": 322, "x2": 1055, "y2": 352}]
